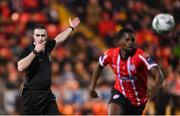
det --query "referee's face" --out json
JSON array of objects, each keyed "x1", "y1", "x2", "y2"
[{"x1": 33, "y1": 29, "x2": 48, "y2": 44}]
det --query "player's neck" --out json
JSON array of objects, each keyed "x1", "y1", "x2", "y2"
[
  {"x1": 120, "y1": 48, "x2": 136, "y2": 60},
  {"x1": 120, "y1": 49, "x2": 128, "y2": 60}
]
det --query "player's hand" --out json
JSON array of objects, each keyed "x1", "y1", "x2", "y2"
[
  {"x1": 34, "y1": 42, "x2": 46, "y2": 53},
  {"x1": 89, "y1": 89, "x2": 99, "y2": 98},
  {"x1": 147, "y1": 88, "x2": 158, "y2": 100},
  {"x1": 69, "y1": 17, "x2": 80, "y2": 28}
]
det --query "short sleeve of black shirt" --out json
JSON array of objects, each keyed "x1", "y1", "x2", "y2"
[
  {"x1": 46, "y1": 39, "x2": 56, "y2": 54},
  {"x1": 18, "y1": 47, "x2": 31, "y2": 61}
]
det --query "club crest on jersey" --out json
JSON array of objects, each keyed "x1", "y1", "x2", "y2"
[{"x1": 129, "y1": 64, "x2": 135, "y2": 71}]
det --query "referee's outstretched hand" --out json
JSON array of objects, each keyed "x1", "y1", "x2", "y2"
[
  {"x1": 69, "y1": 17, "x2": 80, "y2": 28},
  {"x1": 89, "y1": 89, "x2": 99, "y2": 98}
]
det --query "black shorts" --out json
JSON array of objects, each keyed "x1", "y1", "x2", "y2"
[
  {"x1": 21, "y1": 88, "x2": 60, "y2": 115},
  {"x1": 108, "y1": 88, "x2": 145, "y2": 115}
]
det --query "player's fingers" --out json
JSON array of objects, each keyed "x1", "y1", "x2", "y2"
[
  {"x1": 92, "y1": 91, "x2": 99, "y2": 98},
  {"x1": 94, "y1": 94, "x2": 99, "y2": 98},
  {"x1": 90, "y1": 91, "x2": 96, "y2": 98}
]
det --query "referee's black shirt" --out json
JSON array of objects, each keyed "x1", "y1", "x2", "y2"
[{"x1": 18, "y1": 39, "x2": 56, "y2": 90}]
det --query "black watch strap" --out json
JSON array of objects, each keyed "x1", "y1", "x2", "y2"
[
  {"x1": 69, "y1": 26, "x2": 74, "y2": 31},
  {"x1": 33, "y1": 50, "x2": 38, "y2": 55}
]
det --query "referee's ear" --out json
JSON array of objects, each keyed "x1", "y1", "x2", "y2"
[{"x1": 33, "y1": 34, "x2": 35, "y2": 39}]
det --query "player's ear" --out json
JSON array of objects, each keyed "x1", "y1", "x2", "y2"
[
  {"x1": 117, "y1": 39, "x2": 123, "y2": 46},
  {"x1": 119, "y1": 37, "x2": 124, "y2": 43}
]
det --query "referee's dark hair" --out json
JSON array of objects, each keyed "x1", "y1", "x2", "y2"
[
  {"x1": 118, "y1": 28, "x2": 135, "y2": 40},
  {"x1": 33, "y1": 24, "x2": 46, "y2": 30}
]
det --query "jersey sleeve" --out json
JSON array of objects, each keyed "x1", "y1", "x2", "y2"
[
  {"x1": 99, "y1": 49, "x2": 112, "y2": 67},
  {"x1": 46, "y1": 39, "x2": 56, "y2": 53},
  {"x1": 138, "y1": 51, "x2": 158, "y2": 70}
]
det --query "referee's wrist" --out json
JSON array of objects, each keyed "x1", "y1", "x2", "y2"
[
  {"x1": 69, "y1": 26, "x2": 74, "y2": 31},
  {"x1": 32, "y1": 49, "x2": 38, "y2": 55}
]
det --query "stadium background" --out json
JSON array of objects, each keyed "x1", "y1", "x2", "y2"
[{"x1": 0, "y1": 0, "x2": 179, "y2": 115}]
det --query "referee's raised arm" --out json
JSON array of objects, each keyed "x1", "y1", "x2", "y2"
[{"x1": 54, "y1": 17, "x2": 80, "y2": 44}]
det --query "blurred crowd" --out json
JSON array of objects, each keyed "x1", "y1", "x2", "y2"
[{"x1": 0, "y1": 0, "x2": 179, "y2": 115}]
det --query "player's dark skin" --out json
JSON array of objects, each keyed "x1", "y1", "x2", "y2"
[{"x1": 89, "y1": 32, "x2": 164, "y2": 115}]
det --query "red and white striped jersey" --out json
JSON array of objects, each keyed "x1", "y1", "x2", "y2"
[{"x1": 99, "y1": 48, "x2": 158, "y2": 106}]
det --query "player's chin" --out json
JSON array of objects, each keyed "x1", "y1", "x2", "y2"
[{"x1": 127, "y1": 47, "x2": 135, "y2": 52}]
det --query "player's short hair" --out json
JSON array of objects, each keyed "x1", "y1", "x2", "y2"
[
  {"x1": 33, "y1": 24, "x2": 46, "y2": 30},
  {"x1": 118, "y1": 28, "x2": 135, "y2": 39}
]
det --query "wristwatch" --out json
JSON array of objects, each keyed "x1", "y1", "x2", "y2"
[
  {"x1": 32, "y1": 49, "x2": 38, "y2": 55},
  {"x1": 69, "y1": 26, "x2": 74, "y2": 31}
]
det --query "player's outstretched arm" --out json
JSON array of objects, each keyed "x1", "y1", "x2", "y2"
[
  {"x1": 147, "y1": 66, "x2": 164, "y2": 100},
  {"x1": 54, "y1": 17, "x2": 80, "y2": 44},
  {"x1": 89, "y1": 62, "x2": 104, "y2": 98}
]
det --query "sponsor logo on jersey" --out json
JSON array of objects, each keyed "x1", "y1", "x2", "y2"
[
  {"x1": 120, "y1": 76, "x2": 137, "y2": 81},
  {"x1": 129, "y1": 64, "x2": 135, "y2": 71}
]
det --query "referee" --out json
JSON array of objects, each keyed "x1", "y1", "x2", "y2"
[{"x1": 17, "y1": 17, "x2": 80, "y2": 114}]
